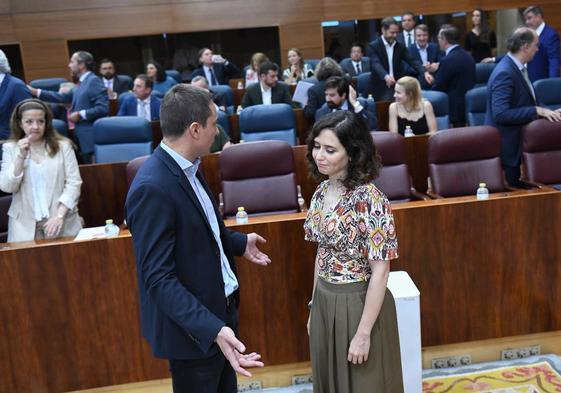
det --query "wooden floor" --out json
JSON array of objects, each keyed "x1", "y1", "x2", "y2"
[{"x1": 68, "y1": 331, "x2": 561, "y2": 393}]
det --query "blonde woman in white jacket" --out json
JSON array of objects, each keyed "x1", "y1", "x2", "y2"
[{"x1": 0, "y1": 99, "x2": 82, "y2": 242}]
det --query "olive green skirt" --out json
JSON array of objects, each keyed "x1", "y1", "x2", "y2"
[{"x1": 309, "y1": 278, "x2": 404, "y2": 393}]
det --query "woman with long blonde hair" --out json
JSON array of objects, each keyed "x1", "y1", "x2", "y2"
[{"x1": 389, "y1": 76, "x2": 437, "y2": 135}]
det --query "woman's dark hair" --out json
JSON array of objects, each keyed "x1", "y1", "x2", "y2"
[
  {"x1": 306, "y1": 111, "x2": 382, "y2": 189},
  {"x1": 147, "y1": 59, "x2": 166, "y2": 83},
  {"x1": 473, "y1": 8, "x2": 491, "y2": 44},
  {"x1": 9, "y1": 98, "x2": 67, "y2": 157}
]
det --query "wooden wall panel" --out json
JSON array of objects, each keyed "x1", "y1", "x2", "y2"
[
  {"x1": 0, "y1": 15, "x2": 16, "y2": 43},
  {"x1": 279, "y1": 21, "x2": 325, "y2": 67},
  {"x1": 20, "y1": 40, "x2": 69, "y2": 81}
]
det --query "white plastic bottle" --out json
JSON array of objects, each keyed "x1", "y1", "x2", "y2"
[
  {"x1": 104, "y1": 219, "x2": 120, "y2": 237},
  {"x1": 476, "y1": 182, "x2": 489, "y2": 200},
  {"x1": 235, "y1": 207, "x2": 248, "y2": 224},
  {"x1": 404, "y1": 125, "x2": 414, "y2": 137}
]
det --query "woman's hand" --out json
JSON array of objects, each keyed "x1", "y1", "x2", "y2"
[
  {"x1": 17, "y1": 137, "x2": 30, "y2": 159},
  {"x1": 43, "y1": 216, "x2": 64, "y2": 238},
  {"x1": 347, "y1": 332, "x2": 370, "y2": 364}
]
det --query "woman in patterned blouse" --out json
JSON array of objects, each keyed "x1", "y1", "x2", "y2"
[{"x1": 304, "y1": 111, "x2": 404, "y2": 393}]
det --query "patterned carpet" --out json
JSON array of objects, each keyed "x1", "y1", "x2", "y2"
[{"x1": 245, "y1": 355, "x2": 561, "y2": 393}]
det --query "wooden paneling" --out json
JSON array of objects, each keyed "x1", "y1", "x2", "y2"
[
  {"x1": 1, "y1": 190, "x2": 560, "y2": 392},
  {"x1": 279, "y1": 21, "x2": 324, "y2": 68},
  {"x1": 0, "y1": 15, "x2": 15, "y2": 43},
  {"x1": 20, "y1": 40, "x2": 69, "y2": 81}
]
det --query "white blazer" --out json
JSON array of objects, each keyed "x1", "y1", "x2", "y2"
[{"x1": 0, "y1": 140, "x2": 82, "y2": 242}]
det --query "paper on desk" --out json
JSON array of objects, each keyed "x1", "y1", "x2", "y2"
[
  {"x1": 292, "y1": 81, "x2": 314, "y2": 106},
  {"x1": 74, "y1": 226, "x2": 107, "y2": 241}
]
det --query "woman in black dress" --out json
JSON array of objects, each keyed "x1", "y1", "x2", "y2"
[{"x1": 465, "y1": 8, "x2": 497, "y2": 63}]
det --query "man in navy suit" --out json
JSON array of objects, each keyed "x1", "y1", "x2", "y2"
[
  {"x1": 191, "y1": 48, "x2": 240, "y2": 86},
  {"x1": 125, "y1": 84, "x2": 270, "y2": 393},
  {"x1": 341, "y1": 43, "x2": 371, "y2": 77},
  {"x1": 432, "y1": 24, "x2": 475, "y2": 126},
  {"x1": 315, "y1": 76, "x2": 377, "y2": 130},
  {"x1": 29, "y1": 51, "x2": 108, "y2": 162},
  {"x1": 369, "y1": 17, "x2": 433, "y2": 101},
  {"x1": 485, "y1": 27, "x2": 561, "y2": 187},
  {"x1": 396, "y1": 11, "x2": 417, "y2": 49},
  {"x1": 117, "y1": 74, "x2": 161, "y2": 121},
  {"x1": 0, "y1": 50, "x2": 32, "y2": 139},
  {"x1": 408, "y1": 24, "x2": 442, "y2": 88},
  {"x1": 99, "y1": 58, "x2": 132, "y2": 98},
  {"x1": 523, "y1": 5, "x2": 561, "y2": 82}
]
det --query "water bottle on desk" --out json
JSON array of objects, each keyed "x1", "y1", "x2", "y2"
[
  {"x1": 237, "y1": 81, "x2": 244, "y2": 90},
  {"x1": 404, "y1": 125, "x2": 414, "y2": 137},
  {"x1": 104, "y1": 219, "x2": 120, "y2": 237},
  {"x1": 235, "y1": 207, "x2": 248, "y2": 224},
  {"x1": 476, "y1": 182, "x2": 489, "y2": 200}
]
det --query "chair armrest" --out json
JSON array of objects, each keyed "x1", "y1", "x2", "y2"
[
  {"x1": 426, "y1": 189, "x2": 444, "y2": 199},
  {"x1": 297, "y1": 185, "x2": 308, "y2": 212},
  {"x1": 410, "y1": 188, "x2": 431, "y2": 201},
  {"x1": 519, "y1": 179, "x2": 544, "y2": 189},
  {"x1": 219, "y1": 193, "x2": 225, "y2": 218}
]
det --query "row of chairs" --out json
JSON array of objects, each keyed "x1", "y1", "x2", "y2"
[{"x1": 124, "y1": 119, "x2": 561, "y2": 220}]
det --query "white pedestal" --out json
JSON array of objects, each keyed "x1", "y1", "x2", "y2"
[{"x1": 387, "y1": 271, "x2": 422, "y2": 393}]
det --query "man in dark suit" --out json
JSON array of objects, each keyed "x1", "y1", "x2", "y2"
[
  {"x1": 99, "y1": 58, "x2": 131, "y2": 98},
  {"x1": 303, "y1": 58, "x2": 344, "y2": 119},
  {"x1": 0, "y1": 50, "x2": 32, "y2": 139},
  {"x1": 523, "y1": 5, "x2": 561, "y2": 82},
  {"x1": 408, "y1": 24, "x2": 442, "y2": 89},
  {"x1": 125, "y1": 84, "x2": 270, "y2": 392},
  {"x1": 29, "y1": 51, "x2": 108, "y2": 162},
  {"x1": 396, "y1": 11, "x2": 416, "y2": 49},
  {"x1": 485, "y1": 27, "x2": 561, "y2": 187},
  {"x1": 191, "y1": 48, "x2": 240, "y2": 86},
  {"x1": 241, "y1": 62, "x2": 292, "y2": 108},
  {"x1": 117, "y1": 74, "x2": 161, "y2": 121},
  {"x1": 369, "y1": 17, "x2": 433, "y2": 101},
  {"x1": 341, "y1": 43, "x2": 371, "y2": 77},
  {"x1": 315, "y1": 76, "x2": 377, "y2": 130},
  {"x1": 432, "y1": 24, "x2": 475, "y2": 126}
]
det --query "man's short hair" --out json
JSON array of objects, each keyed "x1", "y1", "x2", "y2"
[
  {"x1": 160, "y1": 84, "x2": 213, "y2": 140},
  {"x1": 324, "y1": 76, "x2": 349, "y2": 98},
  {"x1": 258, "y1": 62, "x2": 279, "y2": 76},
  {"x1": 415, "y1": 24, "x2": 429, "y2": 34},
  {"x1": 381, "y1": 17, "x2": 399, "y2": 31},
  {"x1": 439, "y1": 24, "x2": 460, "y2": 45},
  {"x1": 350, "y1": 42, "x2": 363, "y2": 51},
  {"x1": 523, "y1": 5, "x2": 543, "y2": 17},
  {"x1": 99, "y1": 58, "x2": 113, "y2": 66},
  {"x1": 191, "y1": 75, "x2": 209, "y2": 88},
  {"x1": 74, "y1": 51, "x2": 96, "y2": 71},
  {"x1": 507, "y1": 27, "x2": 538, "y2": 53},
  {"x1": 135, "y1": 74, "x2": 153, "y2": 89},
  {"x1": 402, "y1": 11, "x2": 415, "y2": 19}
]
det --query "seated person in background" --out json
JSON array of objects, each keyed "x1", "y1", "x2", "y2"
[
  {"x1": 146, "y1": 59, "x2": 177, "y2": 95},
  {"x1": 191, "y1": 76, "x2": 227, "y2": 112},
  {"x1": 389, "y1": 76, "x2": 437, "y2": 136},
  {"x1": 408, "y1": 24, "x2": 442, "y2": 88},
  {"x1": 303, "y1": 57, "x2": 344, "y2": 119},
  {"x1": 117, "y1": 74, "x2": 161, "y2": 121},
  {"x1": 282, "y1": 48, "x2": 314, "y2": 85},
  {"x1": 341, "y1": 43, "x2": 371, "y2": 77},
  {"x1": 210, "y1": 124, "x2": 232, "y2": 153},
  {"x1": 245, "y1": 52, "x2": 269, "y2": 87},
  {"x1": 0, "y1": 49, "x2": 32, "y2": 139},
  {"x1": 241, "y1": 62, "x2": 293, "y2": 108},
  {"x1": 99, "y1": 58, "x2": 131, "y2": 98},
  {"x1": 191, "y1": 47, "x2": 240, "y2": 86},
  {"x1": 0, "y1": 99, "x2": 82, "y2": 242},
  {"x1": 315, "y1": 76, "x2": 377, "y2": 130}
]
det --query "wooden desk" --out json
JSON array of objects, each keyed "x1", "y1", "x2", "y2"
[{"x1": 1, "y1": 190, "x2": 560, "y2": 392}]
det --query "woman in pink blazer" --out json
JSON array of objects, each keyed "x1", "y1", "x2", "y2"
[{"x1": 0, "y1": 99, "x2": 82, "y2": 242}]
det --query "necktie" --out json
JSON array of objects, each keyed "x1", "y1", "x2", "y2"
[
  {"x1": 356, "y1": 63, "x2": 361, "y2": 74},
  {"x1": 139, "y1": 101, "x2": 149, "y2": 121},
  {"x1": 210, "y1": 68, "x2": 218, "y2": 86},
  {"x1": 521, "y1": 67, "x2": 536, "y2": 103},
  {"x1": 407, "y1": 32, "x2": 412, "y2": 48}
]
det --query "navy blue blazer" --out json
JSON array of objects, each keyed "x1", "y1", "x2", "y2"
[
  {"x1": 485, "y1": 55, "x2": 538, "y2": 168},
  {"x1": 432, "y1": 46, "x2": 475, "y2": 125},
  {"x1": 527, "y1": 24, "x2": 561, "y2": 82},
  {"x1": 368, "y1": 38, "x2": 424, "y2": 101},
  {"x1": 191, "y1": 62, "x2": 240, "y2": 85},
  {"x1": 125, "y1": 146, "x2": 247, "y2": 360},
  {"x1": 117, "y1": 94, "x2": 161, "y2": 120},
  {"x1": 40, "y1": 72, "x2": 108, "y2": 154},
  {"x1": 0, "y1": 74, "x2": 32, "y2": 139},
  {"x1": 407, "y1": 43, "x2": 443, "y2": 89},
  {"x1": 314, "y1": 97, "x2": 377, "y2": 130},
  {"x1": 341, "y1": 58, "x2": 371, "y2": 77}
]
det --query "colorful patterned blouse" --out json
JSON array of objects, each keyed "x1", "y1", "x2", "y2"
[{"x1": 304, "y1": 180, "x2": 399, "y2": 283}]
